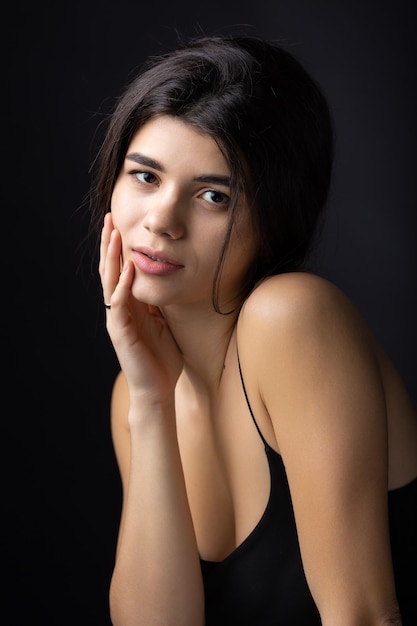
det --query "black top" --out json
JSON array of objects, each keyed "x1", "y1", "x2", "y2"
[{"x1": 200, "y1": 357, "x2": 417, "y2": 625}]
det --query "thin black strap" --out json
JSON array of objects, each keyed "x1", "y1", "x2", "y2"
[{"x1": 237, "y1": 349, "x2": 268, "y2": 447}]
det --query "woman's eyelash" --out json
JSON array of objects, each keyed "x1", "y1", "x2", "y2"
[
  {"x1": 127, "y1": 171, "x2": 229, "y2": 206},
  {"x1": 130, "y1": 170, "x2": 158, "y2": 184},
  {"x1": 201, "y1": 190, "x2": 230, "y2": 205}
]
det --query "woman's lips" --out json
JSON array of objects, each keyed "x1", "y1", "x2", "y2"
[{"x1": 132, "y1": 248, "x2": 184, "y2": 276}]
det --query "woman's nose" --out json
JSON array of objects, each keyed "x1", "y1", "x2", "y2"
[{"x1": 142, "y1": 189, "x2": 186, "y2": 239}]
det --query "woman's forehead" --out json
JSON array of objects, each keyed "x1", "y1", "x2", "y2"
[{"x1": 126, "y1": 115, "x2": 231, "y2": 178}]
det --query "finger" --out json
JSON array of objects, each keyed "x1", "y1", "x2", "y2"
[
  {"x1": 109, "y1": 260, "x2": 148, "y2": 327},
  {"x1": 99, "y1": 212, "x2": 114, "y2": 278},
  {"x1": 102, "y1": 229, "x2": 124, "y2": 307}
]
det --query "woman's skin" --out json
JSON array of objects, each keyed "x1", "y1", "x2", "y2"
[{"x1": 100, "y1": 115, "x2": 417, "y2": 626}]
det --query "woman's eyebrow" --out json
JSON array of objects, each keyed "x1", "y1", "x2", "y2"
[
  {"x1": 193, "y1": 174, "x2": 230, "y2": 187},
  {"x1": 126, "y1": 153, "x2": 163, "y2": 171},
  {"x1": 126, "y1": 152, "x2": 230, "y2": 187}
]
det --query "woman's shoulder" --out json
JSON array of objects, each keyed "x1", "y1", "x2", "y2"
[
  {"x1": 109, "y1": 369, "x2": 131, "y2": 484},
  {"x1": 237, "y1": 274, "x2": 389, "y2": 457},
  {"x1": 238, "y1": 271, "x2": 375, "y2": 363},
  {"x1": 111, "y1": 369, "x2": 130, "y2": 427},
  {"x1": 241, "y1": 271, "x2": 358, "y2": 329}
]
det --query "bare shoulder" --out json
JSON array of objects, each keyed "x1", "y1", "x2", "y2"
[
  {"x1": 110, "y1": 370, "x2": 131, "y2": 483},
  {"x1": 237, "y1": 271, "x2": 384, "y2": 444},
  {"x1": 111, "y1": 369, "x2": 130, "y2": 428},
  {"x1": 239, "y1": 271, "x2": 373, "y2": 351}
]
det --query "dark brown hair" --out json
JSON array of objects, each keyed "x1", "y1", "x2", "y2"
[{"x1": 89, "y1": 34, "x2": 334, "y2": 311}]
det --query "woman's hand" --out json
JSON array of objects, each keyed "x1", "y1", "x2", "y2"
[{"x1": 99, "y1": 212, "x2": 183, "y2": 408}]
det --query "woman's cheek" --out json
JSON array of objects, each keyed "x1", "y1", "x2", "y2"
[{"x1": 111, "y1": 182, "x2": 138, "y2": 229}]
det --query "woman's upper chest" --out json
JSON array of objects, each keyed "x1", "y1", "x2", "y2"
[{"x1": 175, "y1": 347, "x2": 272, "y2": 560}]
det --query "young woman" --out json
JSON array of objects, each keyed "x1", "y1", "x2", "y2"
[{"x1": 91, "y1": 34, "x2": 417, "y2": 625}]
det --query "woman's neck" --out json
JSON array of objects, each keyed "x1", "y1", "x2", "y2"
[{"x1": 161, "y1": 303, "x2": 239, "y2": 393}]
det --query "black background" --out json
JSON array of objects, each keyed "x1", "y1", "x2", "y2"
[{"x1": 4, "y1": 1, "x2": 416, "y2": 624}]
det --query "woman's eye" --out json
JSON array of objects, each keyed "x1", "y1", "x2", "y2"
[
  {"x1": 201, "y1": 190, "x2": 230, "y2": 207},
  {"x1": 133, "y1": 170, "x2": 158, "y2": 185}
]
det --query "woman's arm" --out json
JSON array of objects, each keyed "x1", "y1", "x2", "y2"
[
  {"x1": 109, "y1": 373, "x2": 204, "y2": 626},
  {"x1": 100, "y1": 214, "x2": 204, "y2": 626},
  {"x1": 240, "y1": 273, "x2": 402, "y2": 625}
]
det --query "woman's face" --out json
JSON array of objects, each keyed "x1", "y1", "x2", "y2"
[{"x1": 111, "y1": 115, "x2": 257, "y2": 311}]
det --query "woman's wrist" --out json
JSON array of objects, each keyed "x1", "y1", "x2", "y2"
[{"x1": 127, "y1": 394, "x2": 176, "y2": 430}]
